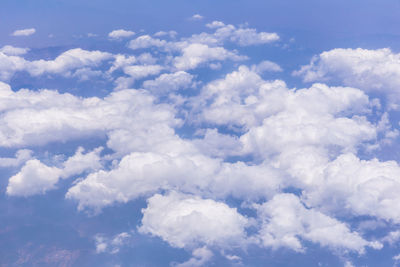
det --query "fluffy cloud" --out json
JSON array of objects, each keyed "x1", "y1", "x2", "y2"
[
  {"x1": 128, "y1": 35, "x2": 167, "y2": 50},
  {"x1": 12, "y1": 28, "x2": 36, "y2": 36},
  {"x1": 176, "y1": 247, "x2": 213, "y2": 267},
  {"x1": 304, "y1": 153, "x2": 400, "y2": 223},
  {"x1": 108, "y1": 29, "x2": 135, "y2": 39},
  {"x1": 66, "y1": 149, "x2": 282, "y2": 211},
  {"x1": 122, "y1": 64, "x2": 163, "y2": 80},
  {"x1": 142, "y1": 71, "x2": 195, "y2": 94},
  {"x1": 61, "y1": 147, "x2": 103, "y2": 178},
  {"x1": 252, "y1": 60, "x2": 282, "y2": 73},
  {"x1": 190, "y1": 14, "x2": 204, "y2": 21},
  {"x1": 6, "y1": 147, "x2": 103, "y2": 196},
  {"x1": 94, "y1": 232, "x2": 132, "y2": 254},
  {"x1": 230, "y1": 28, "x2": 280, "y2": 46},
  {"x1": 1, "y1": 19, "x2": 398, "y2": 264},
  {"x1": 196, "y1": 66, "x2": 373, "y2": 139},
  {"x1": 108, "y1": 54, "x2": 137, "y2": 73},
  {"x1": 0, "y1": 45, "x2": 29, "y2": 56},
  {"x1": 202, "y1": 21, "x2": 279, "y2": 46},
  {"x1": 27, "y1": 48, "x2": 113, "y2": 76},
  {"x1": 154, "y1": 31, "x2": 178, "y2": 38},
  {"x1": 139, "y1": 192, "x2": 249, "y2": 249},
  {"x1": 256, "y1": 193, "x2": 382, "y2": 253},
  {"x1": 0, "y1": 149, "x2": 33, "y2": 167},
  {"x1": 0, "y1": 48, "x2": 113, "y2": 80},
  {"x1": 6, "y1": 159, "x2": 62, "y2": 196},
  {"x1": 0, "y1": 82, "x2": 178, "y2": 147},
  {"x1": 294, "y1": 48, "x2": 400, "y2": 108},
  {"x1": 174, "y1": 43, "x2": 245, "y2": 70}
]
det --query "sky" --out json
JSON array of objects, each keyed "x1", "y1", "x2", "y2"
[{"x1": 1, "y1": 0, "x2": 400, "y2": 266}]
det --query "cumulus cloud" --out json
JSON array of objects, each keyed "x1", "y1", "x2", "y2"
[
  {"x1": 252, "y1": 60, "x2": 283, "y2": 73},
  {"x1": 122, "y1": 64, "x2": 163, "y2": 80},
  {"x1": 230, "y1": 28, "x2": 280, "y2": 46},
  {"x1": 174, "y1": 43, "x2": 246, "y2": 70},
  {"x1": 190, "y1": 14, "x2": 204, "y2": 21},
  {"x1": 0, "y1": 149, "x2": 33, "y2": 168},
  {"x1": 0, "y1": 48, "x2": 113, "y2": 81},
  {"x1": 94, "y1": 232, "x2": 132, "y2": 254},
  {"x1": 142, "y1": 71, "x2": 195, "y2": 94},
  {"x1": 195, "y1": 66, "x2": 373, "y2": 141},
  {"x1": 197, "y1": 21, "x2": 279, "y2": 46},
  {"x1": 61, "y1": 147, "x2": 103, "y2": 178},
  {"x1": 0, "y1": 82, "x2": 178, "y2": 147},
  {"x1": 154, "y1": 30, "x2": 177, "y2": 38},
  {"x1": 108, "y1": 29, "x2": 135, "y2": 39},
  {"x1": 108, "y1": 54, "x2": 137, "y2": 73},
  {"x1": 304, "y1": 153, "x2": 400, "y2": 223},
  {"x1": 66, "y1": 150, "x2": 281, "y2": 211},
  {"x1": 175, "y1": 247, "x2": 213, "y2": 267},
  {"x1": 294, "y1": 48, "x2": 400, "y2": 108},
  {"x1": 1, "y1": 19, "x2": 398, "y2": 265},
  {"x1": 128, "y1": 35, "x2": 167, "y2": 50},
  {"x1": 12, "y1": 28, "x2": 36, "y2": 36},
  {"x1": 6, "y1": 159, "x2": 62, "y2": 196},
  {"x1": 256, "y1": 193, "x2": 382, "y2": 253},
  {"x1": 0, "y1": 45, "x2": 29, "y2": 56},
  {"x1": 6, "y1": 147, "x2": 103, "y2": 196},
  {"x1": 139, "y1": 192, "x2": 249, "y2": 249}
]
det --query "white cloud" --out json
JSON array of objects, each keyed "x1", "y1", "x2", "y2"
[
  {"x1": 108, "y1": 54, "x2": 137, "y2": 73},
  {"x1": 0, "y1": 48, "x2": 113, "y2": 81},
  {"x1": 382, "y1": 230, "x2": 400, "y2": 245},
  {"x1": 142, "y1": 71, "x2": 195, "y2": 94},
  {"x1": 192, "y1": 129, "x2": 243, "y2": 158},
  {"x1": 0, "y1": 149, "x2": 33, "y2": 168},
  {"x1": 344, "y1": 261, "x2": 355, "y2": 267},
  {"x1": 27, "y1": 48, "x2": 113, "y2": 76},
  {"x1": 252, "y1": 60, "x2": 282, "y2": 73},
  {"x1": 230, "y1": 28, "x2": 279, "y2": 46},
  {"x1": 194, "y1": 65, "x2": 280, "y2": 129},
  {"x1": 176, "y1": 247, "x2": 213, "y2": 267},
  {"x1": 294, "y1": 48, "x2": 400, "y2": 108},
  {"x1": 128, "y1": 35, "x2": 167, "y2": 50},
  {"x1": 191, "y1": 22, "x2": 279, "y2": 47},
  {"x1": 12, "y1": 28, "x2": 36, "y2": 36},
  {"x1": 256, "y1": 193, "x2": 382, "y2": 253},
  {"x1": 123, "y1": 64, "x2": 163, "y2": 80},
  {"x1": 1, "y1": 21, "x2": 398, "y2": 265},
  {"x1": 66, "y1": 150, "x2": 281, "y2": 211},
  {"x1": 61, "y1": 147, "x2": 103, "y2": 178},
  {"x1": 174, "y1": 43, "x2": 246, "y2": 70},
  {"x1": 206, "y1": 21, "x2": 225, "y2": 29},
  {"x1": 108, "y1": 29, "x2": 135, "y2": 39},
  {"x1": 0, "y1": 45, "x2": 29, "y2": 56},
  {"x1": 137, "y1": 53, "x2": 158, "y2": 65},
  {"x1": 196, "y1": 66, "x2": 373, "y2": 141},
  {"x1": 95, "y1": 232, "x2": 132, "y2": 254},
  {"x1": 190, "y1": 14, "x2": 204, "y2": 21},
  {"x1": 139, "y1": 191, "x2": 249, "y2": 249},
  {"x1": 0, "y1": 52, "x2": 27, "y2": 80},
  {"x1": 6, "y1": 147, "x2": 103, "y2": 197},
  {"x1": 240, "y1": 83, "x2": 375, "y2": 159},
  {"x1": 0, "y1": 82, "x2": 178, "y2": 148},
  {"x1": 6, "y1": 159, "x2": 62, "y2": 197},
  {"x1": 304, "y1": 153, "x2": 400, "y2": 223},
  {"x1": 154, "y1": 30, "x2": 177, "y2": 38},
  {"x1": 72, "y1": 67, "x2": 104, "y2": 81}
]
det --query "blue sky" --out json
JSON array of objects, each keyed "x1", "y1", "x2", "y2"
[{"x1": 2, "y1": 1, "x2": 400, "y2": 266}]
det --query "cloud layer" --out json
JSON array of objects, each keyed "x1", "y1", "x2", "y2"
[{"x1": 1, "y1": 19, "x2": 399, "y2": 266}]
